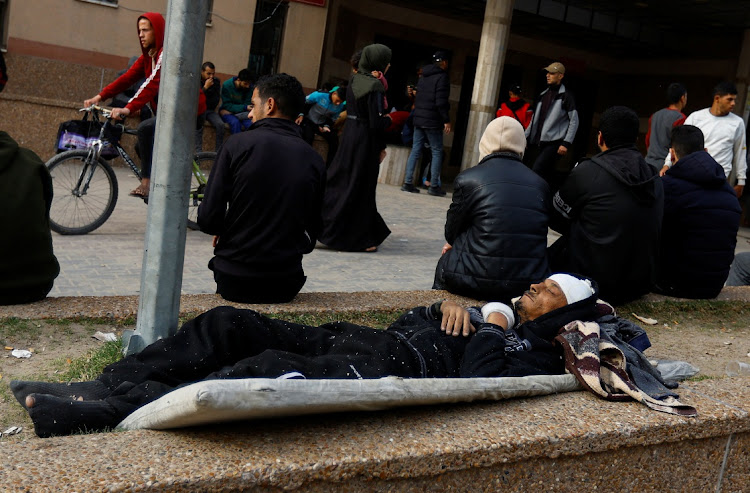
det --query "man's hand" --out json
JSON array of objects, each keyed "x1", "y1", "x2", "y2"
[
  {"x1": 83, "y1": 95, "x2": 102, "y2": 108},
  {"x1": 319, "y1": 126, "x2": 331, "y2": 133},
  {"x1": 659, "y1": 165, "x2": 670, "y2": 177},
  {"x1": 203, "y1": 77, "x2": 215, "y2": 90},
  {"x1": 444, "y1": 123, "x2": 452, "y2": 134},
  {"x1": 441, "y1": 243, "x2": 452, "y2": 255},
  {"x1": 440, "y1": 300, "x2": 475, "y2": 337},
  {"x1": 295, "y1": 115, "x2": 303, "y2": 125},
  {"x1": 734, "y1": 184, "x2": 744, "y2": 198},
  {"x1": 212, "y1": 236, "x2": 219, "y2": 247},
  {"x1": 557, "y1": 145, "x2": 568, "y2": 155},
  {"x1": 110, "y1": 107, "x2": 130, "y2": 120}
]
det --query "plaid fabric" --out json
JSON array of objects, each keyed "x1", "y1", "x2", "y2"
[{"x1": 556, "y1": 320, "x2": 697, "y2": 417}]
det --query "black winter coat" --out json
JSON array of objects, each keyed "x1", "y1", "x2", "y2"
[
  {"x1": 435, "y1": 152, "x2": 551, "y2": 301},
  {"x1": 657, "y1": 151, "x2": 741, "y2": 298},
  {"x1": 549, "y1": 145, "x2": 664, "y2": 304},
  {"x1": 413, "y1": 64, "x2": 450, "y2": 128},
  {"x1": 198, "y1": 118, "x2": 326, "y2": 278}
]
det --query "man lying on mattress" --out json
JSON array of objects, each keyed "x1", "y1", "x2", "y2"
[{"x1": 11, "y1": 273, "x2": 658, "y2": 437}]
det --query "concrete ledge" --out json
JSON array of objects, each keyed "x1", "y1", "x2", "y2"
[
  {"x1": 1, "y1": 379, "x2": 747, "y2": 491},
  {"x1": 379, "y1": 144, "x2": 411, "y2": 186}
]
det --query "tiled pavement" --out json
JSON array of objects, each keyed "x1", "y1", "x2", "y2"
[{"x1": 49, "y1": 167, "x2": 750, "y2": 297}]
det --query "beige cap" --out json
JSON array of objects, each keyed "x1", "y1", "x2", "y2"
[{"x1": 543, "y1": 62, "x2": 565, "y2": 74}]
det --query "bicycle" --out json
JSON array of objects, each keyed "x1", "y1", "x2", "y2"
[{"x1": 46, "y1": 106, "x2": 215, "y2": 235}]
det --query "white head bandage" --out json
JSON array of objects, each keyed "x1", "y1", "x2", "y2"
[{"x1": 548, "y1": 274, "x2": 594, "y2": 305}]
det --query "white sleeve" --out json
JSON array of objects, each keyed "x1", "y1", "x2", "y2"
[{"x1": 734, "y1": 120, "x2": 747, "y2": 184}]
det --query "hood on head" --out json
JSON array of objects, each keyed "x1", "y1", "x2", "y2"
[
  {"x1": 138, "y1": 12, "x2": 165, "y2": 57},
  {"x1": 358, "y1": 44, "x2": 391, "y2": 74},
  {"x1": 479, "y1": 116, "x2": 526, "y2": 159}
]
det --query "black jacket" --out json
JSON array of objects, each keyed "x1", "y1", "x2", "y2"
[
  {"x1": 198, "y1": 118, "x2": 326, "y2": 278},
  {"x1": 657, "y1": 150, "x2": 741, "y2": 298},
  {"x1": 203, "y1": 77, "x2": 221, "y2": 112},
  {"x1": 435, "y1": 152, "x2": 551, "y2": 301},
  {"x1": 0, "y1": 132, "x2": 59, "y2": 302},
  {"x1": 413, "y1": 64, "x2": 450, "y2": 128},
  {"x1": 550, "y1": 145, "x2": 664, "y2": 304}
]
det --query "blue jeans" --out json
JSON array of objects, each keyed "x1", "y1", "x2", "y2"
[
  {"x1": 404, "y1": 127, "x2": 443, "y2": 187},
  {"x1": 221, "y1": 112, "x2": 252, "y2": 134}
]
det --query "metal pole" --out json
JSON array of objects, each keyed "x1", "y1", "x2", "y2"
[{"x1": 124, "y1": 0, "x2": 208, "y2": 355}]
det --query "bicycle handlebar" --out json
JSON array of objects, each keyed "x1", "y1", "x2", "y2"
[{"x1": 80, "y1": 105, "x2": 114, "y2": 118}]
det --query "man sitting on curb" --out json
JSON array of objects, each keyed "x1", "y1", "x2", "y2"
[
  {"x1": 219, "y1": 69, "x2": 254, "y2": 134},
  {"x1": 654, "y1": 125, "x2": 741, "y2": 298},
  {"x1": 433, "y1": 117, "x2": 550, "y2": 301}
]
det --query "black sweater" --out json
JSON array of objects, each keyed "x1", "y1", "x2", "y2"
[{"x1": 198, "y1": 118, "x2": 326, "y2": 278}]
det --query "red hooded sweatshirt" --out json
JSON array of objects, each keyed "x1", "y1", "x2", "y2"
[{"x1": 98, "y1": 12, "x2": 205, "y2": 116}]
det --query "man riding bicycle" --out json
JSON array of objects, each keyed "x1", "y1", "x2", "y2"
[{"x1": 84, "y1": 12, "x2": 206, "y2": 199}]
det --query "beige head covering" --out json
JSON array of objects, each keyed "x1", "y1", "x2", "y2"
[{"x1": 478, "y1": 116, "x2": 526, "y2": 160}]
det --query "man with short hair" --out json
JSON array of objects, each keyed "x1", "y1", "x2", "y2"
[
  {"x1": 12, "y1": 273, "x2": 610, "y2": 437},
  {"x1": 663, "y1": 81, "x2": 747, "y2": 197},
  {"x1": 524, "y1": 62, "x2": 579, "y2": 189},
  {"x1": 433, "y1": 117, "x2": 550, "y2": 301},
  {"x1": 401, "y1": 50, "x2": 452, "y2": 196},
  {"x1": 195, "y1": 61, "x2": 225, "y2": 152},
  {"x1": 198, "y1": 73, "x2": 326, "y2": 304},
  {"x1": 83, "y1": 12, "x2": 206, "y2": 199},
  {"x1": 645, "y1": 83, "x2": 687, "y2": 171},
  {"x1": 219, "y1": 68, "x2": 254, "y2": 134},
  {"x1": 549, "y1": 106, "x2": 664, "y2": 304},
  {"x1": 655, "y1": 125, "x2": 741, "y2": 298}
]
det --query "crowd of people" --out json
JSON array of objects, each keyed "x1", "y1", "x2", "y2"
[{"x1": 2, "y1": 19, "x2": 737, "y2": 437}]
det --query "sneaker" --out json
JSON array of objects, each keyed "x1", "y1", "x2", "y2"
[
  {"x1": 428, "y1": 186, "x2": 447, "y2": 197},
  {"x1": 401, "y1": 183, "x2": 421, "y2": 193}
]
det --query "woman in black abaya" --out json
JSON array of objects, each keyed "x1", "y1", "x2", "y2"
[{"x1": 318, "y1": 44, "x2": 392, "y2": 252}]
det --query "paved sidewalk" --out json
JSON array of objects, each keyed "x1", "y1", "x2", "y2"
[{"x1": 48, "y1": 167, "x2": 750, "y2": 297}]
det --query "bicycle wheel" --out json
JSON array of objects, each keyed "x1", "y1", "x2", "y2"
[
  {"x1": 187, "y1": 151, "x2": 216, "y2": 231},
  {"x1": 46, "y1": 150, "x2": 118, "y2": 235}
]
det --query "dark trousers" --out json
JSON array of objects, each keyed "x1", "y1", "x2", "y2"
[
  {"x1": 525, "y1": 141, "x2": 570, "y2": 191},
  {"x1": 300, "y1": 118, "x2": 339, "y2": 167},
  {"x1": 213, "y1": 269, "x2": 306, "y2": 304},
  {"x1": 0, "y1": 280, "x2": 54, "y2": 305},
  {"x1": 136, "y1": 116, "x2": 157, "y2": 179},
  {"x1": 95, "y1": 306, "x2": 429, "y2": 422}
]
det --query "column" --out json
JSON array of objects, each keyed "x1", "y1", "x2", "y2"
[{"x1": 460, "y1": 0, "x2": 514, "y2": 171}]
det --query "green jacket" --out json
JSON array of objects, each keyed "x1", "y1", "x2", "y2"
[
  {"x1": 0, "y1": 132, "x2": 59, "y2": 303},
  {"x1": 220, "y1": 77, "x2": 253, "y2": 114}
]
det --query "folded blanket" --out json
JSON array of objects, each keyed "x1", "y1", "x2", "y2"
[{"x1": 555, "y1": 320, "x2": 697, "y2": 417}]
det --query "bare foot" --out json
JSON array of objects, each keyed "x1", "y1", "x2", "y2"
[
  {"x1": 364, "y1": 246, "x2": 378, "y2": 252},
  {"x1": 25, "y1": 395, "x2": 36, "y2": 408}
]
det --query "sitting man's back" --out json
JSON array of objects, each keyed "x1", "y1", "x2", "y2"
[
  {"x1": 0, "y1": 131, "x2": 60, "y2": 304},
  {"x1": 549, "y1": 106, "x2": 664, "y2": 304},
  {"x1": 198, "y1": 74, "x2": 326, "y2": 303},
  {"x1": 434, "y1": 117, "x2": 550, "y2": 301},
  {"x1": 656, "y1": 125, "x2": 740, "y2": 298}
]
